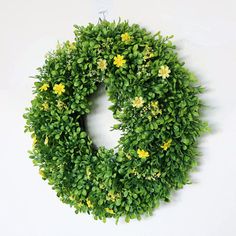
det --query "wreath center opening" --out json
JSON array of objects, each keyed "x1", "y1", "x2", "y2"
[{"x1": 85, "y1": 84, "x2": 122, "y2": 150}]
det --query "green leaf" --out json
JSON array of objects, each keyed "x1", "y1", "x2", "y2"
[
  {"x1": 77, "y1": 58, "x2": 84, "y2": 63},
  {"x1": 80, "y1": 132, "x2": 87, "y2": 138}
]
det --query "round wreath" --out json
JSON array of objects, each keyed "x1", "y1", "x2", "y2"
[{"x1": 24, "y1": 20, "x2": 208, "y2": 223}]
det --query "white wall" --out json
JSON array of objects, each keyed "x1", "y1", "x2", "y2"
[{"x1": 0, "y1": 0, "x2": 236, "y2": 235}]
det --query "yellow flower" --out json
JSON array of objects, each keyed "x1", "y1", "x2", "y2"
[
  {"x1": 107, "y1": 191, "x2": 120, "y2": 202},
  {"x1": 107, "y1": 192, "x2": 115, "y2": 201},
  {"x1": 53, "y1": 83, "x2": 65, "y2": 95},
  {"x1": 161, "y1": 139, "x2": 172, "y2": 151},
  {"x1": 113, "y1": 55, "x2": 126, "y2": 68},
  {"x1": 121, "y1": 32, "x2": 131, "y2": 42},
  {"x1": 77, "y1": 202, "x2": 83, "y2": 208},
  {"x1": 143, "y1": 46, "x2": 154, "y2": 60},
  {"x1": 39, "y1": 83, "x2": 49, "y2": 91},
  {"x1": 137, "y1": 149, "x2": 150, "y2": 158},
  {"x1": 105, "y1": 208, "x2": 115, "y2": 214},
  {"x1": 86, "y1": 199, "x2": 93, "y2": 208},
  {"x1": 97, "y1": 59, "x2": 107, "y2": 71},
  {"x1": 130, "y1": 168, "x2": 138, "y2": 175},
  {"x1": 158, "y1": 65, "x2": 171, "y2": 79},
  {"x1": 150, "y1": 101, "x2": 162, "y2": 116},
  {"x1": 151, "y1": 101, "x2": 158, "y2": 108},
  {"x1": 44, "y1": 136, "x2": 49, "y2": 145},
  {"x1": 41, "y1": 102, "x2": 49, "y2": 111},
  {"x1": 132, "y1": 97, "x2": 144, "y2": 108}
]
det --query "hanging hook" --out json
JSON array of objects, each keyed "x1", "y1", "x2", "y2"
[{"x1": 98, "y1": 10, "x2": 107, "y2": 22}]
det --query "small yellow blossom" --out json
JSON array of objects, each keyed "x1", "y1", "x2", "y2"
[
  {"x1": 39, "y1": 83, "x2": 49, "y2": 92},
  {"x1": 107, "y1": 191, "x2": 120, "y2": 202},
  {"x1": 53, "y1": 83, "x2": 65, "y2": 95},
  {"x1": 137, "y1": 149, "x2": 150, "y2": 158},
  {"x1": 121, "y1": 32, "x2": 131, "y2": 42},
  {"x1": 158, "y1": 65, "x2": 171, "y2": 79},
  {"x1": 44, "y1": 136, "x2": 49, "y2": 145},
  {"x1": 143, "y1": 46, "x2": 154, "y2": 60},
  {"x1": 86, "y1": 199, "x2": 93, "y2": 208},
  {"x1": 161, "y1": 139, "x2": 172, "y2": 151},
  {"x1": 41, "y1": 102, "x2": 49, "y2": 111},
  {"x1": 105, "y1": 208, "x2": 115, "y2": 214},
  {"x1": 132, "y1": 97, "x2": 144, "y2": 108},
  {"x1": 97, "y1": 59, "x2": 107, "y2": 71},
  {"x1": 77, "y1": 202, "x2": 83, "y2": 208},
  {"x1": 150, "y1": 101, "x2": 162, "y2": 116},
  {"x1": 130, "y1": 168, "x2": 138, "y2": 175},
  {"x1": 113, "y1": 55, "x2": 126, "y2": 68},
  {"x1": 151, "y1": 101, "x2": 158, "y2": 108}
]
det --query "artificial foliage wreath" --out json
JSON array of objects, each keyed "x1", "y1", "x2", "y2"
[{"x1": 24, "y1": 20, "x2": 208, "y2": 223}]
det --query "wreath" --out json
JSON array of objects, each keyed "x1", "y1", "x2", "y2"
[{"x1": 24, "y1": 20, "x2": 208, "y2": 223}]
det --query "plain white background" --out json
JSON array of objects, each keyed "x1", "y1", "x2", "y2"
[{"x1": 1, "y1": 0, "x2": 236, "y2": 235}]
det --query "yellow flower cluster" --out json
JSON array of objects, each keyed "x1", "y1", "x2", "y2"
[
  {"x1": 86, "y1": 199, "x2": 93, "y2": 208},
  {"x1": 39, "y1": 83, "x2": 49, "y2": 92},
  {"x1": 130, "y1": 168, "x2": 161, "y2": 180},
  {"x1": 41, "y1": 102, "x2": 49, "y2": 111},
  {"x1": 161, "y1": 139, "x2": 172, "y2": 150},
  {"x1": 39, "y1": 83, "x2": 65, "y2": 95},
  {"x1": 145, "y1": 171, "x2": 161, "y2": 180},
  {"x1": 107, "y1": 191, "x2": 120, "y2": 202},
  {"x1": 150, "y1": 101, "x2": 162, "y2": 117},
  {"x1": 143, "y1": 46, "x2": 154, "y2": 60}
]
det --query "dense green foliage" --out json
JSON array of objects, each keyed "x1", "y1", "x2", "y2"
[{"x1": 24, "y1": 20, "x2": 208, "y2": 223}]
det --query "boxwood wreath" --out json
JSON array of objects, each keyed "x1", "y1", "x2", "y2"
[{"x1": 24, "y1": 20, "x2": 209, "y2": 223}]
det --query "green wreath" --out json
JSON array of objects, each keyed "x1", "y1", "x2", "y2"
[{"x1": 24, "y1": 20, "x2": 208, "y2": 223}]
